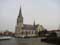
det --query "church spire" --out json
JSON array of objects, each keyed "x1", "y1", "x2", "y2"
[
  {"x1": 18, "y1": 6, "x2": 23, "y2": 18},
  {"x1": 34, "y1": 20, "x2": 35, "y2": 26},
  {"x1": 33, "y1": 20, "x2": 36, "y2": 30},
  {"x1": 17, "y1": 6, "x2": 23, "y2": 24}
]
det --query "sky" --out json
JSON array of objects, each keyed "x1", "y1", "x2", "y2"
[{"x1": 0, "y1": 0, "x2": 60, "y2": 32}]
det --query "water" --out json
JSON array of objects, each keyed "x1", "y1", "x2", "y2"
[{"x1": 0, "y1": 38, "x2": 56, "y2": 45}]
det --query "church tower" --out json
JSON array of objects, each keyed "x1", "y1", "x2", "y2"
[
  {"x1": 17, "y1": 7, "x2": 23, "y2": 25},
  {"x1": 15, "y1": 7, "x2": 23, "y2": 37}
]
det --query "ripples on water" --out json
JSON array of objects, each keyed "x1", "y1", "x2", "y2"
[{"x1": 0, "y1": 38, "x2": 56, "y2": 45}]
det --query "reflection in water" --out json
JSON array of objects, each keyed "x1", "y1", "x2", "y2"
[
  {"x1": 16, "y1": 38, "x2": 28, "y2": 45},
  {"x1": 0, "y1": 38, "x2": 56, "y2": 45}
]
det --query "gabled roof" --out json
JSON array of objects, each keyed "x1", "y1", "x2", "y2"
[{"x1": 23, "y1": 24, "x2": 35, "y2": 30}]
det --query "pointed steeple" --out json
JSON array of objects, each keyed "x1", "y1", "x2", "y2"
[
  {"x1": 33, "y1": 20, "x2": 36, "y2": 30},
  {"x1": 18, "y1": 6, "x2": 23, "y2": 18},
  {"x1": 33, "y1": 20, "x2": 35, "y2": 26},
  {"x1": 17, "y1": 6, "x2": 23, "y2": 24}
]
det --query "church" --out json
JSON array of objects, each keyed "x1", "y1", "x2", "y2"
[{"x1": 15, "y1": 7, "x2": 45, "y2": 37}]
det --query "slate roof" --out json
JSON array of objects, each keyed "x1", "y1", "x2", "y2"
[{"x1": 23, "y1": 24, "x2": 35, "y2": 30}]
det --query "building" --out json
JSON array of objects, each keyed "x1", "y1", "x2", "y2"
[{"x1": 15, "y1": 7, "x2": 45, "y2": 37}]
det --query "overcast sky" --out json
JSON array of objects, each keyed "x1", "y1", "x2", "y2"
[{"x1": 0, "y1": 0, "x2": 60, "y2": 32}]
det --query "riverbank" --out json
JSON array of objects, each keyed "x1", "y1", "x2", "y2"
[
  {"x1": 0, "y1": 36, "x2": 12, "y2": 40},
  {"x1": 0, "y1": 37, "x2": 56, "y2": 45}
]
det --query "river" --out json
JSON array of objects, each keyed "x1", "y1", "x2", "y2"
[{"x1": 0, "y1": 38, "x2": 56, "y2": 45}]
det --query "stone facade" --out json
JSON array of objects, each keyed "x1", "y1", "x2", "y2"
[{"x1": 15, "y1": 7, "x2": 45, "y2": 37}]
